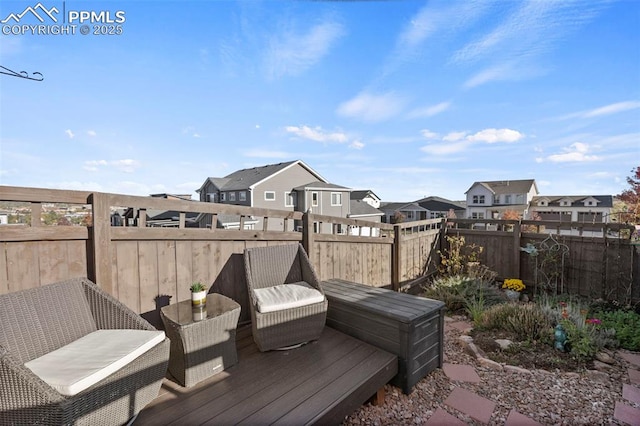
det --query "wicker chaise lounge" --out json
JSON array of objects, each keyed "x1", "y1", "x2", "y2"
[
  {"x1": 244, "y1": 244, "x2": 328, "y2": 352},
  {"x1": 0, "y1": 278, "x2": 170, "y2": 426}
]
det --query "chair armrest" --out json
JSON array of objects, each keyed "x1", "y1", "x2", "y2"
[
  {"x1": 0, "y1": 344, "x2": 66, "y2": 413},
  {"x1": 78, "y1": 278, "x2": 156, "y2": 331}
]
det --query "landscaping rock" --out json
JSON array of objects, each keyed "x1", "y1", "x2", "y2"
[
  {"x1": 495, "y1": 339, "x2": 513, "y2": 350},
  {"x1": 504, "y1": 365, "x2": 532, "y2": 374},
  {"x1": 595, "y1": 351, "x2": 615, "y2": 365},
  {"x1": 593, "y1": 360, "x2": 613, "y2": 371},
  {"x1": 478, "y1": 356, "x2": 503, "y2": 371}
]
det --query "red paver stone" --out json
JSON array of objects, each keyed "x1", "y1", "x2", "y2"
[
  {"x1": 444, "y1": 387, "x2": 496, "y2": 424},
  {"x1": 629, "y1": 369, "x2": 640, "y2": 385},
  {"x1": 443, "y1": 363, "x2": 481, "y2": 383},
  {"x1": 505, "y1": 409, "x2": 543, "y2": 426},
  {"x1": 426, "y1": 408, "x2": 466, "y2": 425},
  {"x1": 619, "y1": 351, "x2": 640, "y2": 368},
  {"x1": 614, "y1": 401, "x2": 640, "y2": 426},
  {"x1": 623, "y1": 383, "x2": 640, "y2": 405}
]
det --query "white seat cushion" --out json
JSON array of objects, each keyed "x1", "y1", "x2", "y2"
[
  {"x1": 254, "y1": 281, "x2": 325, "y2": 313},
  {"x1": 25, "y1": 329, "x2": 165, "y2": 396}
]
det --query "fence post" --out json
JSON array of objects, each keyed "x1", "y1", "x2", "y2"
[
  {"x1": 302, "y1": 211, "x2": 314, "y2": 255},
  {"x1": 513, "y1": 220, "x2": 522, "y2": 279},
  {"x1": 392, "y1": 224, "x2": 401, "y2": 291},
  {"x1": 89, "y1": 192, "x2": 114, "y2": 296}
]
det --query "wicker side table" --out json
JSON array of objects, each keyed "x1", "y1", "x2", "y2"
[{"x1": 160, "y1": 293, "x2": 241, "y2": 387}]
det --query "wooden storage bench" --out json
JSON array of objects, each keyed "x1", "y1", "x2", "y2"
[{"x1": 322, "y1": 279, "x2": 445, "y2": 394}]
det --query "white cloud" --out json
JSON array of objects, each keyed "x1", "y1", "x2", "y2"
[
  {"x1": 337, "y1": 91, "x2": 406, "y2": 122},
  {"x1": 559, "y1": 101, "x2": 640, "y2": 120},
  {"x1": 265, "y1": 20, "x2": 345, "y2": 79},
  {"x1": 466, "y1": 128, "x2": 524, "y2": 143},
  {"x1": 87, "y1": 130, "x2": 97, "y2": 137},
  {"x1": 285, "y1": 125, "x2": 348, "y2": 143},
  {"x1": 443, "y1": 131, "x2": 468, "y2": 142},
  {"x1": 546, "y1": 142, "x2": 600, "y2": 163},
  {"x1": 349, "y1": 140, "x2": 365, "y2": 150},
  {"x1": 420, "y1": 129, "x2": 439, "y2": 140},
  {"x1": 408, "y1": 101, "x2": 451, "y2": 118},
  {"x1": 83, "y1": 159, "x2": 141, "y2": 173},
  {"x1": 420, "y1": 127, "x2": 524, "y2": 156},
  {"x1": 421, "y1": 141, "x2": 470, "y2": 155},
  {"x1": 65, "y1": 129, "x2": 75, "y2": 139}
]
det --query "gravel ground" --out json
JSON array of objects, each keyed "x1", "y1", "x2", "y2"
[{"x1": 342, "y1": 316, "x2": 637, "y2": 425}]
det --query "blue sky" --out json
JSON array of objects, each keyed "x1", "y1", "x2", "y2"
[{"x1": 1, "y1": 0, "x2": 639, "y2": 202}]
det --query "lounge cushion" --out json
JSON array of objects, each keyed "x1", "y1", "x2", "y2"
[
  {"x1": 254, "y1": 281, "x2": 325, "y2": 313},
  {"x1": 24, "y1": 329, "x2": 165, "y2": 396}
]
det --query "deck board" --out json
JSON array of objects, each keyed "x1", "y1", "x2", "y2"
[{"x1": 135, "y1": 325, "x2": 397, "y2": 425}]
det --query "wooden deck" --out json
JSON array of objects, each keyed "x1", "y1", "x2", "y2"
[{"x1": 134, "y1": 325, "x2": 398, "y2": 425}]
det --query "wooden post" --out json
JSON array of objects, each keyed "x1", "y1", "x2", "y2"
[
  {"x1": 302, "y1": 211, "x2": 314, "y2": 255},
  {"x1": 31, "y1": 202, "x2": 42, "y2": 226},
  {"x1": 89, "y1": 192, "x2": 114, "y2": 296},
  {"x1": 513, "y1": 220, "x2": 521, "y2": 279},
  {"x1": 392, "y1": 224, "x2": 401, "y2": 291}
]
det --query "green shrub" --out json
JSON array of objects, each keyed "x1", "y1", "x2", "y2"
[
  {"x1": 480, "y1": 303, "x2": 551, "y2": 341},
  {"x1": 595, "y1": 309, "x2": 640, "y2": 351},
  {"x1": 423, "y1": 274, "x2": 503, "y2": 316},
  {"x1": 560, "y1": 319, "x2": 598, "y2": 361}
]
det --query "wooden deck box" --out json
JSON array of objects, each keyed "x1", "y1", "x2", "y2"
[{"x1": 322, "y1": 279, "x2": 445, "y2": 394}]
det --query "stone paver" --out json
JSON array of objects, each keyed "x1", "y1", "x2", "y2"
[
  {"x1": 622, "y1": 383, "x2": 640, "y2": 405},
  {"x1": 444, "y1": 387, "x2": 496, "y2": 424},
  {"x1": 629, "y1": 369, "x2": 640, "y2": 386},
  {"x1": 505, "y1": 409, "x2": 544, "y2": 426},
  {"x1": 619, "y1": 351, "x2": 640, "y2": 368},
  {"x1": 442, "y1": 362, "x2": 481, "y2": 383},
  {"x1": 426, "y1": 408, "x2": 466, "y2": 425},
  {"x1": 613, "y1": 401, "x2": 640, "y2": 426}
]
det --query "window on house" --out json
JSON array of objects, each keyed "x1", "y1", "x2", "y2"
[
  {"x1": 220, "y1": 192, "x2": 226, "y2": 202},
  {"x1": 472, "y1": 195, "x2": 485, "y2": 204},
  {"x1": 471, "y1": 212, "x2": 485, "y2": 219},
  {"x1": 505, "y1": 195, "x2": 512, "y2": 204},
  {"x1": 331, "y1": 192, "x2": 342, "y2": 206},
  {"x1": 207, "y1": 193, "x2": 217, "y2": 202},
  {"x1": 311, "y1": 192, "x2": 319, "y2": 207},
  {"x1": 229, "y1": 192, "x2": 236, "y2": 201},
  {"x1": 493, "y1": 196, "x2": 500, "y2": 204},
  {"x1": 285, "y1": 192, "x2": 297, "y2": 207},
  {"x1": 239, "y1": 191, "x2": 247, "y2": 202},
  {"x1": 406, "y1": 211, "x2": 414, "y2": 219},
  {"x1": 264, "y1": 191, "x2": 275, "y2": 201}
]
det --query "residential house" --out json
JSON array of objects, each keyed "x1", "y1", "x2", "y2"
[
  {"x1": 465, "y1": 180, "x2": 539, "y2": 219},
  {"x1": 379, "y1": 202, "x2": 429, "y2": 224},
  {"x1": 415, "y1": 196, "x2": 466, "y2": 219},
  {"x1": 196, "y1": 160, "x2": 352, "y2": 232},
  {"x1": 529, "y1": 195, "x2": 614, "y2": 223},
  {"x1": 350, "y1": 190, "x2": 382, "y2": 209},
  {"x1": 121, "y1": 193, "x2": 199, "y2": 228}
]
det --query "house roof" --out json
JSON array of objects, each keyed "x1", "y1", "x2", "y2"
[
  {"x1": 348, "y1": 200, "x2": 383, "y2": 217},
  {"x1": 350, "y1": 190, "x2": 381, "y2": 201},
  {"x1": 415, "y1": 196, "x2": 466, "y2": 212},
  {"x1": 531, "y1": 195, "x2": 613, "y2": 208},
  {"x1": 466, "y1": 179, "x2": 537, "y2": 195},
  {"x1": 379, "y1": 202, "x2": 429, "y2": 212},
  {"x1": 293, "y1": 181, "x2": 351, "y2": 191},
  {"x1": 197, "y1": 160, "x2": 327, "y2": 193}
]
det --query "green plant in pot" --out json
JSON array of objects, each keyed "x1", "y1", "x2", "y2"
[{"x1": 190, "y1": 282, "x2": 207, "y2": 307}]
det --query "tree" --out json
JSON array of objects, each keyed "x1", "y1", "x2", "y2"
[{"x1": 617, "y1": 166, "x2": 640, "y2": 223}]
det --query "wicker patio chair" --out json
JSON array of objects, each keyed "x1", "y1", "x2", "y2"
[
  {"x1": 0, "y1": 277, "x2": 170, "y2": 426},
  {"x1": 244, "y1": 244, "x2": 328, "y2": 351}
]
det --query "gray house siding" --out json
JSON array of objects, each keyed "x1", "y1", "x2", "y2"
[{"x1": 252, "y1": 165, "x2": 319, "y2": 210}]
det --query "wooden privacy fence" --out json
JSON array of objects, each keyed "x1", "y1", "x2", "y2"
[
  {"x1": 0, "y1": 185, "x2": 443, "y2": 326},
  {"x1": 445, "y1": 219, "x2": 639, "y2": 304}
]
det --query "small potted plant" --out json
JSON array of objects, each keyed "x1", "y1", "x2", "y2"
[
  {"x1": 190, "y1": 282, "x2": 207, "y2": 307},
  {"x1": 502, "y1": 278, "x2": 525, "y2": 301}
]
